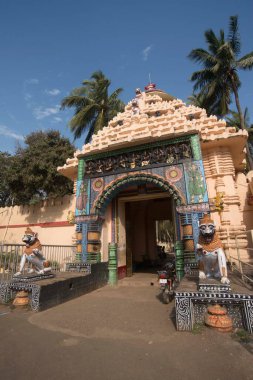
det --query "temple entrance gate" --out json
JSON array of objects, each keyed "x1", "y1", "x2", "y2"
[{"x1": 74, "y1": 133, "x2": 210, "y2": 281}]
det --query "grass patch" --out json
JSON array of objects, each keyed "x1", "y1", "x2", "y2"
[
  {"x1": 231, "y1": 328, "x2": 252, "y2": 344},
  {"x1": 192, "y1": 323, "x2": 205, "y2": 334}
]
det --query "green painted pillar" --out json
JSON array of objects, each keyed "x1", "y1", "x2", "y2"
[
  {"x1": 77, "y1": 158, "x2": 85, "y2": 180},
  {"x1": 108, "y1": 243, "x2": 118, "y2": 285},
  {"x1": 175, "y1": 240, "x2": 184, "y2": 281},
  {"x1": 190, "y1": 134, "x2": 202, "y2": 160}
]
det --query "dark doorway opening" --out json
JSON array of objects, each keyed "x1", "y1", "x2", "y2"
[{"x1": 125, "y1": 196, "x2": 175, "y2": 276}]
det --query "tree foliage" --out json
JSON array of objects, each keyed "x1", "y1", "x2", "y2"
[
  {"x1": 226, "y1": 108, "x2": 253, "y2": 156},
  {"x1": 187, "y1": 93, "x2": 220, "y2": 116},
  {"x1": 0, "y1": 130, "x2": 75, "y2": 207},
  {"x1": 188, "y1": 15, "x2": 253, "y2": 168},
  {"x1": 61, "y1": 70, "x2": 125, "y2": 143},
  {"x1": 0, "y1": 152, "x2": 14, "y2": 207},
  {"x1": 226, "y1": 107, "x2": 252, "y2": 131},
  {"x1": 188, "y1": 15, "x2": 253, "y2": 124}
]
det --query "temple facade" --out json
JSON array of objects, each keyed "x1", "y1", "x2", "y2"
[{"x1": 58, "y1": 84, "x2": 253, "y2": 279}]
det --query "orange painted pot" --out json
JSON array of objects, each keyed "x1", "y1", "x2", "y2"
[
  {"x1": 205, "y1": 304, "x2": 233, "y2": 332},
  {"x1": 13, "y1": 291, "x2": 29, "y2": 306}
]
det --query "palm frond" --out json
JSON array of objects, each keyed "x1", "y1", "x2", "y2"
[
  {"x1": 93, "y1": 110, "x2": 106, "y2": 135},
  {"x1": 61, "y1": 70, "x2": 124, "y2": 142},
  {"x1": 61, "y1": 95, "x2": 90, "y2": 110},
  {"x1": 204, "y1": 29, "x2": 224, "y2": 55},
  {"x1": 69, "y1": 104, "x2": 98, "y2": 140},
  {"x1": 228, "y1": 15, "x2": 241, "y2": 56},
  {"x1": 237, "y1": 52, "x2": 253, "y2": 69},
  {"x1": 188, "y1": 48, "x2": 217, "y2": 67}
]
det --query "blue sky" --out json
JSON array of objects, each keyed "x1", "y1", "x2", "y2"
[{"x1": 0, "y1": 0, "x2": 252, "y2": 153}]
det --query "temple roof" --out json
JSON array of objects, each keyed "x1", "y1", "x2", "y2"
[
  {"x1": 58, "y1": 84, "x2": 248, "y2": 178},
  {"x1": 75, "y1": 84, "x2": 247, "y2": 158}
]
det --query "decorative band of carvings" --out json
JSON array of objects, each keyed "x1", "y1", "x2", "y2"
[
  {"x1": 11, "y1": 274, "x2": 55, "y2": 283},
  {"x1": 198, "y1": 283, "x2": 231, "y2": 293},
  {"x1": 175, "y1": 292, "x2": 253, "y2": 300},
  {"x1": 66, "y1": 263, "x2": 91, "y2": 273},
  {"x1": 75, "y1": 215, "x2": 105, "y2": 223},
  {"x1": 183, "y1": 235, "x2": 193, "y2": 240},
  {"x1": 176, "y1": 203, "x2": 210, "y2": 214},
  {"x1": 83, "y1": 135, "x2": 195, "y2": 161},
  {"x1": 84, "y1": 140, "x2": 193, "y2": 177}
]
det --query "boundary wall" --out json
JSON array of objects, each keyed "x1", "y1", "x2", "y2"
[{"x1": 0, "y1": 195, "x2": 76, "y2": 246}]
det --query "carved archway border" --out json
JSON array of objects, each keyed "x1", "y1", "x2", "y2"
[{"x1": 93, "y1": 172, "x2": 186, "y2": 215}]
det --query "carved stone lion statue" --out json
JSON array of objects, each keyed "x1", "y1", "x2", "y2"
[
  {"x1": 14, "y1": 228, "x2": 52, "y2": 277},
  {"x1": 197, "y1": 214, "x2": 230, "y2": 285}
]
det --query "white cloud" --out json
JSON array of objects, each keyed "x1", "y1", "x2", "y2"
[
  {"x1": 0, "y1": 125, "x2": 25, "y2": 141},
  {"x1": 23, "y1": 79, "x2": 39, "y2": 108},
  {"x1": 45, "y1": 88, "x2": 61, "y2": 96},
  {"x1": 52, "y1": 116, "x2": 62, "y2": 123},
  {"x1": 142, "y1": 45, "x2": 153, "y2": 61},
  {"x1": 25, "y1": 78, "x2": 39, "y2": 85},
  {"x1": 33, "y1": 106, "x2": 60, "y2": 120},
  {"x1": 24, "y1": 93, "x2": 32, "y2": 102}
]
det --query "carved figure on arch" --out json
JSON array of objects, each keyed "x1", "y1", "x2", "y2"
[
  {"x1": 197, "y1": 214, "x2": 230, "y2": 284},
  {"x1": 131, "y1": 99, "x2": 140, "y2": 115}
]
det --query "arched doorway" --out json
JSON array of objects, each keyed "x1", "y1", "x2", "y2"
[{"x1": 93, "y1": 173, "x2": 184, "y2": 277}]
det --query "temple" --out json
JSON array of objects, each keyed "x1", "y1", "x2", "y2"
[{"x1": 58, "y1": 83, "x2": 253, "y2": 279}]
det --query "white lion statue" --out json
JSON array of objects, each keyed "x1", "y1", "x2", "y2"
[
  {"x1": 197, "y1": 214, "x2": 230, "y2": 285},
  {"x1": 14, "y1": 228, "x2": 52, "y2": 277}
]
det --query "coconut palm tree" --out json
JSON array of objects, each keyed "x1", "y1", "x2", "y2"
[
  {"x1": 187, "y1": 93, "x2": 223, "y2": 116},
  {"x1": 226, "y1": 108, "x2": 253, "y2": 156},
  {"x1": 188, "y1": 16, "x2": 253, "y2": 125},
  {"x1": 61, "y1": 71, "x2": 125, "y2": 143},
  {"x1": 226, "y1": 107, "x2": 252, "y2": 130},
  {"x1": 188, "y1": 15, "x2": 253, "y2": 167}
]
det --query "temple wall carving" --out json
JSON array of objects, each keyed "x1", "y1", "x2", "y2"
[{"x1": 202, "y1": 147, "x2": 250, "y2": 259}]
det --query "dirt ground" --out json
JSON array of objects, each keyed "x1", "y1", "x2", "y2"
[{"x1": 0, "y1": 273, "x2": 252, "y2": 380}]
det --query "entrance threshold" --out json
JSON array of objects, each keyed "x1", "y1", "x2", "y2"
[{"x1": 118, "y1": 272, "x2": 157, "y2": 287}]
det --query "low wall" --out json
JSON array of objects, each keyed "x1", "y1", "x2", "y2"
[
  {"x1": 0, "y1": 195, "x2": 76, "y2": 246},
  {"x1": 0, "y1": 262, "x2": 109, "y2": 311},
  {"x1": 39, "y1": 262, "x2": 109, "y2": 310}
]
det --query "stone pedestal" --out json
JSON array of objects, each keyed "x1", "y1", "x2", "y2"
[{"x1": 175, "y1": 275, "x2": 253, "y2": 333}]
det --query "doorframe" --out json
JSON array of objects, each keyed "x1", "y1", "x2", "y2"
[{"x1": 117, "y1": 193, "x2": 175, "y2": 276}]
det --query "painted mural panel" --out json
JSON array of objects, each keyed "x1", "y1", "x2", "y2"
[
  {"x1": 75, "y1": 179, "x2": 90, "y2": 216},
  {"x1": 183, "y1": 161, "x2": 208, "y2": 204}
]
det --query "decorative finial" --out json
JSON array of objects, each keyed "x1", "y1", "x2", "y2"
[{"x1": 144, "y1": 83, "x2": 156, "y2": 91}]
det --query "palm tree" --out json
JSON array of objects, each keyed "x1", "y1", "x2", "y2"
[
  {"x1": 61, "y1": 71, "x2": 125, "y2": 143},
  {"x1": 188, "y1": 16, "x2": 253, "y2": 125},
  {"x1": 226, "y1": 108, "x2": 253, "y2": 156},
  {"x1": 188, "y1": 15, "x2": 253, "y2": 167},
  {"x1": 226, "y1": 107, "x2": 252, "y2": 130},
  {"x1": 187, "y1": 93, "x2": 222, "y2": 116}
]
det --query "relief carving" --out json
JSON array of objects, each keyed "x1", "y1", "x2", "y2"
[{"x1": 85, "y1": 141, "x2": 192, "y2": 176}]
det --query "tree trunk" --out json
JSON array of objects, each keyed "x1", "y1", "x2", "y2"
[{"x1": 230, "y1": 75, "x2": 253, "y2": 170}]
